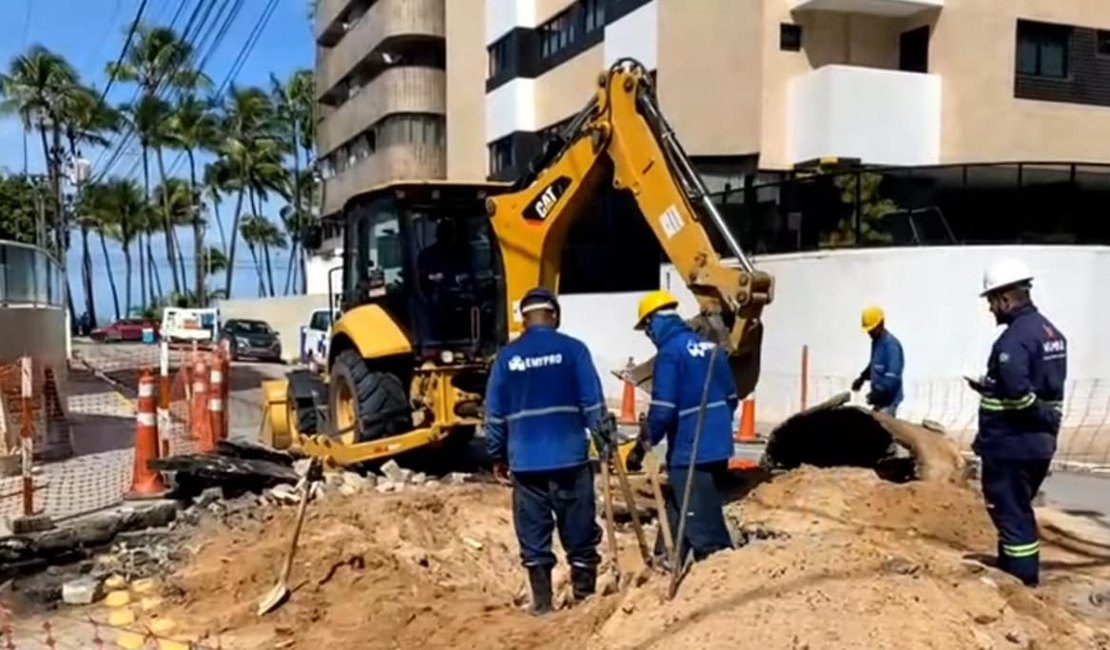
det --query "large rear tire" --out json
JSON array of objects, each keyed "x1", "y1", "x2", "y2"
[{"x1": 329, "y1": 349, "x2": 411, "y2": 442}]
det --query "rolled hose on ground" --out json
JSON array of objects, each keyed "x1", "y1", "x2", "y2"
[{"x1": 759, "y1": 405, "x2": 968, "y2": 484}]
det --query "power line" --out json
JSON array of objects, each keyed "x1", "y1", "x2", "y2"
[{"x1": 97, "y1": 0, "x2": 149, "y2": 104}]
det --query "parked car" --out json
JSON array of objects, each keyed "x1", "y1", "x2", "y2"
[
  {"x1": 218, "y1": 318, "x2": 282, "y2": 362},
  {"x1": 90, "y1": 318, "x2": 160, "y2": 343}
]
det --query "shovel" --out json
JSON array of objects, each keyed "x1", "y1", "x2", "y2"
[
  {"x1": 598, "y1": 456, "x2": 623, "y2": 589},
  {"x1": 258, "y1": 461, "x2": 318, "y2": 616}
]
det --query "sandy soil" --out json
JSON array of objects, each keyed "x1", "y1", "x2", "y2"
[{"x1": 159, "y1": 467, "x2": 1110, "y2": 650}]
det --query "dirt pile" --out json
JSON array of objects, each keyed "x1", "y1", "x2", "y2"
[{"x1": 161, "y1": 469, "x2": 1110, "y2": 650}]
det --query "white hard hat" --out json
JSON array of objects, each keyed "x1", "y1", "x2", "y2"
[{"x1": 981, "y1": 258, "x2": 1033, "y2": 296}]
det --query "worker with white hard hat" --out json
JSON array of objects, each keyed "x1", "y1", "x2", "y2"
[
  {"x1": 968, "y1": 259, "x2": 1067, "y2": 587},
  {"x1": 851, "y1": 305, "x2": 905, "y2": 416}
]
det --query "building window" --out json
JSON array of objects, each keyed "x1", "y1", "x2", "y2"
[
  {"x1": 489, "y1": 138, "x2": 514, "y2": 176},
  {"x1": 780, "y1": 24, "x2": 802, "y2": 52},
  {"x1": 540, "y1": 8, "x2": 578, "y2": 59},
  {"x1": 583, "y1": 0, "x2": 605, "y2": 34},
  {"x1": 488, "y1": 38, "x2": 510, "y2": 78},
  {"x1": 1098, "y1": 30, "x2": 1110, "y2": 56},
  {"x1": 1016, "y1": 20, "x2": 1070, "y2": 79}
]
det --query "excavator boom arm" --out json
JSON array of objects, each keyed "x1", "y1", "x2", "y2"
[{"x1": 487, "y1": 59, "x2": 774, "y2": 398}]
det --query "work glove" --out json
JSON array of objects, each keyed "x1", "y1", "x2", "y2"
[
  {"x1": 851, "y1": 376, "x2": 866, "y2": 392},
  {"x1": 589, "y1": 413, "x2": 618, "y2": 459}
]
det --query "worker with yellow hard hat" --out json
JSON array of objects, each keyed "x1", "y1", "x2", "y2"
[
  {"x1": 850, "y1": 305, "x2": 905, "y2": 416},
  {"x1": 634, "y1": 289, "x2": 736, "y2": 564}
]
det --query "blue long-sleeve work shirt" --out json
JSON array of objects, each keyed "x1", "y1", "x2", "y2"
[
  {"x1": 862, "y1": 330, "x2": 905, "y2": 410},
  {"x1": 644, "y1": 315, "x2": 738, "y2": 468},
  {"x1": 974, "y1": 305, "x2": 1067, "y2": 460},
  {"x1": 484, "y1": 325, "x2": 605, "y2": 472}
]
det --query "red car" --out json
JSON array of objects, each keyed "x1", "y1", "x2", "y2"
[{"x1": 90, "y1": 318, "x2": 160, "y2": 343}]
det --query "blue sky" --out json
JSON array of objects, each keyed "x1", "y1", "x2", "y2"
[{"x1": 0, "y1": 0, "x2": 314, "y2": 321}]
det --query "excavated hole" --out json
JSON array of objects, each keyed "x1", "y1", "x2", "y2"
[{"x1": 762, "y1": 408, "x2": 917, "y2": 483}]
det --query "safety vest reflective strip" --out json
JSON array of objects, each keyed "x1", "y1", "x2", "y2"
[
  {"x1": 503, "y1": 404, "x2": 598, "y2": 422},
  {"x1": 678, "y1": 400, "x2": 731, "y2": 418},
  {"x1": 980, "y1": 393, "x2": 1037, "y2": 412},
  {"x1": 1002, "y1": 541, "x2": 1040, "y2": 558}
]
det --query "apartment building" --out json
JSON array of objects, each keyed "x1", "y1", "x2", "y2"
[
  {"x1": 444, "y1": 0, "x2": 1110, "y2": 185},
  {"x1": 314, "y1": 0, "x2": 448, "y2": 218}
]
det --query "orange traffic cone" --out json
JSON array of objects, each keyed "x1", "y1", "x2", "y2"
[
  {"x1": 734, "y1": 398, "x2": 757, "y2": 442},
  {"x1": 620, "y1": 357, "x2": 637, "y2": 424},
  {"x1": 191, "y1": 354, "x2": 213, "y2": 452},
  {"x1": 127, "y1": 371, "x2": 166, "y2": 497}
]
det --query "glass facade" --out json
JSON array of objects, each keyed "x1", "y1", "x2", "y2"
[{"x1": 0, "y1": 241, "x2": 64, "y2": 307}]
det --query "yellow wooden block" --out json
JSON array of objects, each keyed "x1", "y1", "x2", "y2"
[
  {"x1": 149, "y1": 618, "x2": 177, "y2": 635},
  {"x1": 116, "y1": 630, "x2": 145, "y2": 650},
  {"x1": 104, "y1": 590, "x2": 131, "y2": 608},
  {"x1": 158, "y1": 640, "x2": 191, "y2": 650},
  {"x1": 139, "y1": 595, "x2": 163, "y2": 612},
  {"x1": 131, "y1": 578, "x2": 157, "y2": 595},
  {"x1": 108, "y1": 608, "x2": 135, "y2": 627},
  {"x1": 104, "y1": 575, "x2": 127, "y2": 590}
]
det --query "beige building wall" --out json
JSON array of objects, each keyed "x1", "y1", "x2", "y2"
[
  {"x1": 932, "y1": 0, "x2": 1110, "y2": 163},
  {"x1": 534, "y1": 45, "x2": 603, "y2": 127},
  {"x1": 446, "y1": 0, "x2": 489, "y2": 181}
]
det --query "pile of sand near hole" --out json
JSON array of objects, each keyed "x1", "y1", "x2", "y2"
[
  {"x1": 593, "y1": 467, "x2": 1109, "y2": 650},
  {"x1": 161, "y1": 485, "x2": 620, "y2": 650}
]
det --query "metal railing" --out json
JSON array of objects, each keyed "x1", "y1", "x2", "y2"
[{"x1": 0, "y1": 240, "x2": 64, "y2": 308}]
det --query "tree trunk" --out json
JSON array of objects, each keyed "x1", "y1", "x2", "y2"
[
  {"x1": 224, "y1": 186, "x2": 247, "y2": 297},
  {"x1": 154, "y1": 146, "x2": 183, "y2": 296},
  {"x1": 287, "y1": 118, "x2": 304, "y2": 297},
  {"x1": 188, "y1": 150, "x2": 204, "y2": 307},
  {"x1": 35, "y1": 123, "x2": 51, "y2": 249},
  {"x1": 80, "y1": 226, "x2": 97, "y2": 327},
  {"x1": 98, "y1": 229, "x2": 121, "y2": 320},
  {"x1": 146, "y1": 233, "x2": 162, "y2": 304},
  {"x1": 123, "y1": 243, "x2": 133, "y2": 317},
  {"x1": 263, "y1": 239, "x2": 276, "y2": 297},
  {"x1": 210, "y1": 193, "x2": 228, "y2": 256},
  {"x1": 49, "y1": 124, "x2": 65, "y2": 258},
  {"x1": 245, "y1": 242, "x2": 264, "y2": 296},
  {"x1": 283, "y1": 240, "x2": 298, "y2": 295},
  {"x1": 137, "y1": 230, "x2": 146, "y2": 313}
]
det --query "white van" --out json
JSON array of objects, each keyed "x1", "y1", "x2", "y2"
[{"x1": 300, "y1": 307, "x2": 335, "y2": 370}]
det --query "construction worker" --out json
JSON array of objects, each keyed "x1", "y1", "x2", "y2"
[
  {"x1": 484, "y1": 287, "x2": 605, "y2": 615},
  {"x1": 968, "y1": 259, "x2": 1066, "y2": 587},
  {"x1": 851, "y1": 306, "x2": 905, "y2": 416},
  {"x1": 636, "y1": 290, "x2": 736, "y2": 563}
]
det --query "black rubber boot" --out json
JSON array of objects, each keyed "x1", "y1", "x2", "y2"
[
  {"x1": 571, "y1": 565, "x2": 596, "y2": 602},
  {"x1": 527, "y1": 566, "x2": 553, "y2": 616}
]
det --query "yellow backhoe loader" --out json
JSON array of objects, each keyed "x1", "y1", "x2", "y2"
[{"x1": 260, "y1": 59, "x2": 774, "y2": 468}]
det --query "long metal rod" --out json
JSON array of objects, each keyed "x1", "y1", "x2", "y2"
[{"x1": 667, "y1": 346, "x2": 718, "y2": 600}]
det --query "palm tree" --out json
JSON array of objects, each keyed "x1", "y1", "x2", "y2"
[
  {"x1": 90, "y1": 179, "x2": 147, "y2": 315},
  {"x1": 219, "y1": 85, "x2": 286, "y2": 297},
  {"x1": 239, "y1": 214, "x2": 268, "y2": 297},
  {"x1": 120, "y1": 95, "x2": 179, "y2": 295},
  {"x1": 271, "y1": 70, "x2": 315, "y2": 295},
  {"x1": 108, "y1": 24, "x2": 209, "y2": 296},
  {"x1": 153, "y1": 177, "x2": 195, "y2": 295},
  {"x1": 0, "y1": 45, "x2": 78, "y2": 249},
  {"x1": 202, "y1": 160, "x2": 232, "y2": 256},
  {"x1": 168, "y1": 94, "x2": 219, "y2": 304},
  {"x1": 257, "y1": 216, "x2": 287, "y2": 297},
  {"x1": 63, "y1": 86, "x2": 120, "y2": 325}
]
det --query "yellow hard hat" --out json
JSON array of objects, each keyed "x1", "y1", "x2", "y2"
[
  {"x1": 636, "y1": 290, "x2": 679, "y2": 330},
  {"x1": 861, "y1": 305, "x2": 885, "y2": 332}
]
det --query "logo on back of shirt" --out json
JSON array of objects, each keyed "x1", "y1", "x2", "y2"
[
  {"x1": 685, "y1": 341, "x2": 716, "y2": 358},
  {"x1": 508, "y1": 353, "x2": 564, "y2": 372}
]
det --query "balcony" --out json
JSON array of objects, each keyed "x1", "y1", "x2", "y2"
[
  {"x1": 315, "y1": 0, "x2": 350, "y2": 43},
  {"x1": 321, "y1": 143, "x2": 446, "y2": 216},
  {"x1": 787, "y1": 65, "x2": 940, "y2": 166},
  {"x1": 789, "y1": 0, "x2": 941, "y2": 16},
  {"x1": 317, "y1": 67, "x2": 445, "y2": 157},
  {"x1": 316, "y1": 0, "x2": 445, "y2": 93}
]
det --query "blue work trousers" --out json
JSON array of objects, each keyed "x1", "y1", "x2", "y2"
[
  {"x1": 512, "y1": 463, "x2": 602, "y2": 569},
  {"x1": 981, "y1": 457, "x2": 1050, "y2": 586},
  {"x1": 655, "y1": 461, "x2": 733, "y2": 563}
]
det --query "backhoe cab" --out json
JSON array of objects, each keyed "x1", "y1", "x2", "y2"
[{"x1": 262, "y1": 182, "x2": 508, "y2": 467}]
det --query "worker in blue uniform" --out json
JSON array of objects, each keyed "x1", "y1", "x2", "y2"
[
  {"x1": 484, "y1": 287, "x2": 606, "y2": 615},
  {"x1": 968, "y1": 259, "x2": 1066, "y2": 587},
  {"x1": 851, "y1": 306, "x2": 905, "y2": 416},
  {"x1": 635, "y1": 290, "x2": 737, "y2": 564}
]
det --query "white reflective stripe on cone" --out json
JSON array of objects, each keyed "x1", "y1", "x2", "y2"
[
  {"x1": 137, "y1": 412, "x2": 156, "y2": 427},
  {"x1": 208, "y1": 399, "x2": 224, "y2": 412},
  {"x1": 138, "y1": 382, "x2": 155, "y2": 398}
]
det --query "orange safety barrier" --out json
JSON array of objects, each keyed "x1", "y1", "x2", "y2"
[
  {"x1": 190, "y1": 354, "x2": 213, "y2": 453},
  {"x1": 208, "y1": 350, "x2": 227, "y2": 442},
  {"x1": 728, "y1": 458, "x2": 758, "y2": 471},
  {"x1": 127, "y1": 371, "x2": 166, "y2": 497},
  {"x1": 734, "y1": 398, "x2": 757, "y2": 442},
  {"x1": 619, "y1": 357, "x2": 637, "y2": 424}
]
